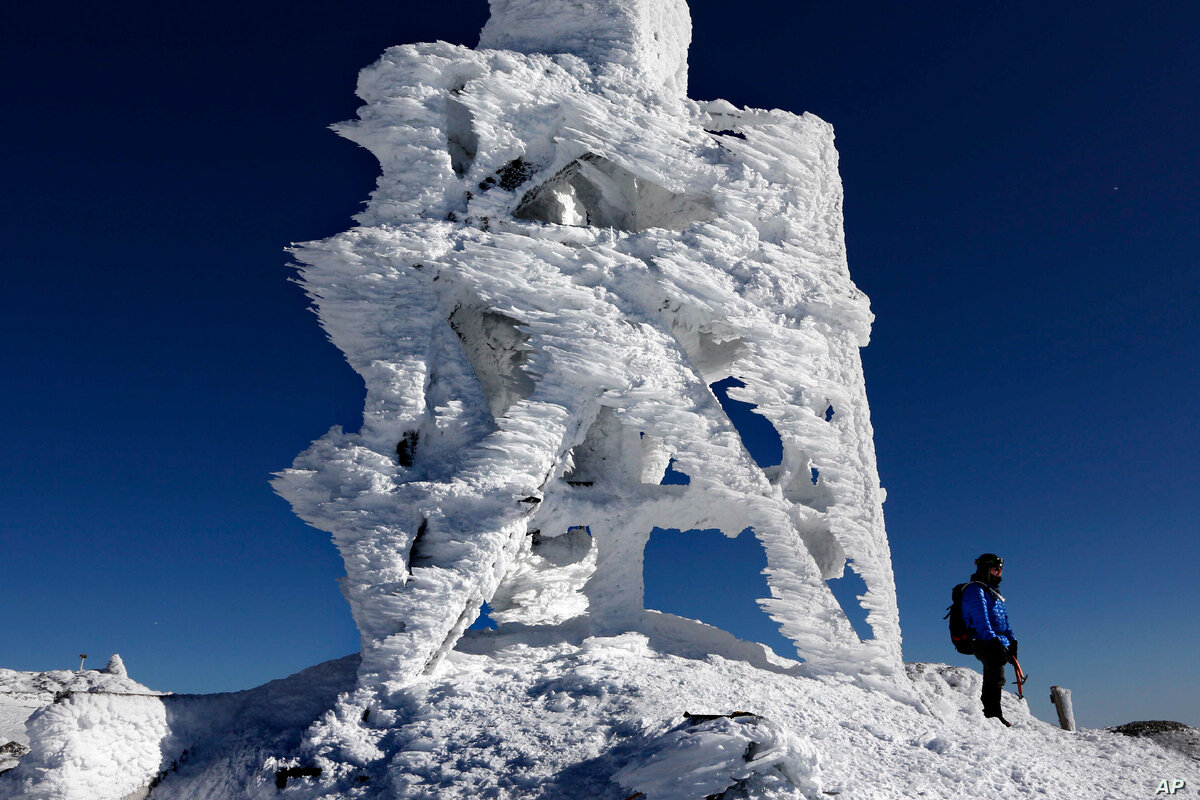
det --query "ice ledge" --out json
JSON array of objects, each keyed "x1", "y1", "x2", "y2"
[{"x1": 479, "y1": 0, "x2": 692, "y2": 95}]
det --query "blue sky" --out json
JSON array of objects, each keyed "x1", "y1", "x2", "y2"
[{"x1": 3, "y1": 1, "x2": 1197, "y2": 730}]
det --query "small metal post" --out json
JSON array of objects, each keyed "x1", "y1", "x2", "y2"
[
  {"x1": 1050, "y1": 685, "x2": 1075, "y2": 731},
  {"x1": 78, "y1": 653, "x2": 87, "y2": 672}
]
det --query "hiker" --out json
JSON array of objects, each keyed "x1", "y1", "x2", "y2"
[{"x1": 961, "y1": 553, "x2": 1017, "y2": 726}]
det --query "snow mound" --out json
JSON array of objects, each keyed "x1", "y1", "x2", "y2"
[
  {"x1": 102, "y1": 655, "x2": 126, "y2": 678},
  {"x1": 0, "y1": 664, "x2": 156, "y2": 700},
  {"x1": 0, "y1": 656, "x2": 357, "y2": 799},
  {"x1": 4, "y1": 693, "x2": 168, "y2": 800},
  {"x1": 613, "y1": 711, "x2": 822, "y2": 799},
  {"x1": 3, "y1": 638, "x2": 1193, "y2": 798},
  {"x1": 0, "y1": 660, "x2": 162, "y2": 772},
  {"x1": 0, "y1": 661, "x2": 163, "y2": 795}
]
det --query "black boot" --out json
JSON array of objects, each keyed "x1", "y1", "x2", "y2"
[{"x1": 981, "y1": 685, "x2": 1011, "y2": 727}]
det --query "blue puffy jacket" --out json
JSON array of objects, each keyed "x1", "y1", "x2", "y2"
[{"x1": 961, "y1": 581, "x2": 1014, "y2": 648}]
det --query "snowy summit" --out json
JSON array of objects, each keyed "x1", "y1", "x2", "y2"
[{"x1": 3, "y1": 1, "x2": 1195, "y2": 798}]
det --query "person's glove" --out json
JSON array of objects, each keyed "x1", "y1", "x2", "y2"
[
  {"x1": 983, "y1": 637, "x2": 1008, "y2": 661},
  {"x1": 1007, "y1": 640, "x2": 1019, "y2": 660}
]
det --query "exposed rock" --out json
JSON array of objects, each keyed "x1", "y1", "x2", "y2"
[{"x1": 1109, "y1": 720, "x2": 1200, "y2": 762}]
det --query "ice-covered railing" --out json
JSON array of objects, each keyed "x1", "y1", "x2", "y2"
[{"x1": 274, "y1": 0, "x2": 901, "y2": 703}]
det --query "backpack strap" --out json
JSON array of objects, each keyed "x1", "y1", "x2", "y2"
[{"x1": 968, "y1": 579, "x2": 1005, "y2": 603}]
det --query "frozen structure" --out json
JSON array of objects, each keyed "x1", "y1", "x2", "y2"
[
  {"x1": 13, "y1": 4, "x2": 1199, "y2": 799},
  {"x1": 274, "y1": 0, "x2": 900, "y2": 704}
]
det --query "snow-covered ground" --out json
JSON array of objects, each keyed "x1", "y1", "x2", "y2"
[
  {"x1": 0, "y1": 656, "x2": 355, "y2": 799},
  {"x1": 2, "y1": 620, "x2": 1195, "y2": 799},
  {"x1": 0, "y1": 659, "x2": 161, "y2": 776}
]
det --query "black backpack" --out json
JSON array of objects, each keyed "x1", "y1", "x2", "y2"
[{"x1": 944, "y1": 582, "x2": 979, "y2": 655}]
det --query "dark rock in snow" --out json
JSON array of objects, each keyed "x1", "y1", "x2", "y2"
[{"x1": 1109, "y1": 720, "x2": 1200, "y2": 763}]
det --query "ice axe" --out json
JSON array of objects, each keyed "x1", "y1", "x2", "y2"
[{"x1": 1009, "y1": 655, "x2": 1027, "y2": 699}]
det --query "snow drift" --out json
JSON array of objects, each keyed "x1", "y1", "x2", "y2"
[{"x1": 4, "y1": 637, "x2": 1196, "y2": 799}]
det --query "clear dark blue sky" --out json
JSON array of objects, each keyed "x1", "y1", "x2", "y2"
[{"x1": 3, "y1": 1, "x2": 1196, "y2": 729}]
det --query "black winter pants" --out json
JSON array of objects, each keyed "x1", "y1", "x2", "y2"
[
  {"x1": 971, "y1": 638, "x2": 1009, "y2": 687},
  {"x1": 972, "y1": 638, "x2": 1010, "y2": 718}
]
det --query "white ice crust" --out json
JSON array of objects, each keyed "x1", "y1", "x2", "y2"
[
  {"x1": 271, "y1": 0, "x2": 903, "y2": 720},
  {"x1": 0, "y1": 664, "x2": 165, "y2": 800},
  {"x1": 480, "y1": 0, "x2": 692, "y2": 96},
  {"x1": 5, "y1": 645, "x2": 1197, "y2": 799}
]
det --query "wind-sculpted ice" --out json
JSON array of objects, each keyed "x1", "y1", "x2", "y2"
[{"x1": 274, "y1": 0, "x2": 901, "y2": 707}]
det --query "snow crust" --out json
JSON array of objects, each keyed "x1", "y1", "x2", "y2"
[
  {"x1": 0, "y1": 657, "x2": 356, "y2": 799},
  {"x1": 0, "y1": 664, "x2": 164, "y2": 799},
  {"x1": 4, "y1": 638, "x2": 1194, "y2": 799},
  {"x1": 611, "y1": 710, "x2": 822, "y2": 799},
  {"x1": 0, "y1": 666, "x2": 153, "y2": 701},
  {"x1": 0, "y1": 664, "x2": 158, "y2": 750}
]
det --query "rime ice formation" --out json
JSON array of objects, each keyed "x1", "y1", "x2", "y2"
[
  {"x1": 272, "y1": 0, "x2": 901, "y2": 705},
  {"x1": 0, "y1": 662, "x2": 166, "y2": 797},
  {"x1": 479, "y1": 0, "x2": 693, "y2": 95},
  {"x1": 8, "y1": 6, "x2": 1196, "y2": 799}
]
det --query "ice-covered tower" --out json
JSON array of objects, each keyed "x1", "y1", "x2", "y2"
[{"x1": 275, "y1": 0, "x2": 901, "y2": 700}]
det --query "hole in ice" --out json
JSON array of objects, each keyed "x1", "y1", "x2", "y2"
[
  {"x1": 468, "y1": 601, "x2": 498, "y2": 631},
  {"x1": 826, "y1": 560, "x2": 874, "y2": 641},
  {"x1": 513, "y1": 154, "x2": 716, "y2": 232},
  {"x1": 563, "y1": 407, "x2": 645, "y2": 486},
  {"x1": 532, "y1": 526, "x2": 593, "y2": 567},
  {"x1": 485, "y1": 528, "x2": 594, "y2": 627},
  {"x1": 396, "y1": 430, "x2": 419, "y2": 467},
  {"x1": 825, "y1": 404, "x2": 835, "y2": 422},
  {"x1": 448, "y1": 304, "x2": 534, "y2": 419},
  {"x1": 445, "y1": 93, "x2": 478, "y2": 178},
  {"x1": 782, "y1": 452, "x2": 833, "y2": 512},
  {"x1": 707, "y1": 129, "x2": 747, "y2": 141},
  {"x1": 710, "y1": 377, "x2": 782, "y2": 468},
  {"x1": 408, "y1": 518, "x2": 431, "y2": 572},
  {"x1": 668, "y1": 321, "x2": 746, "y2": 377},
  {"x1": 660, "y1": 458, "x2": 690, "y2": 485},
  {"x1": 643, "y1": 526, "x2": 796, "y2": 659}
]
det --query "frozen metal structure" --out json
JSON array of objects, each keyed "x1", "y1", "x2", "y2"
[{"x1": 274, "y1": 0, "x2": 901, "y2": 706}]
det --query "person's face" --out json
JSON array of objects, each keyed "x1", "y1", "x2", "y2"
[{"x1": 989, "y1": 565, "x2": 1003, "y2": 579}]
